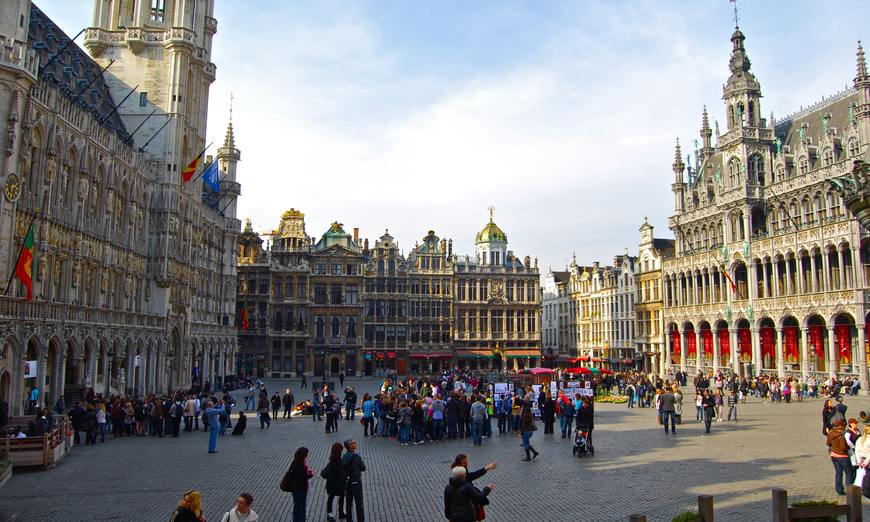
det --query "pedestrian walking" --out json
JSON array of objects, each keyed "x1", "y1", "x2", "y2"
[
  {"x1": 726, "y1": 389, "x2": 738, "y2": 421},
  {"x1": 702, "y1": 389, "x2": 715, "y2": 434},
  {"x1": 281, "y1": 446, "x2": 314, "y2": 522},
  {"x1": 828, "y1": 419, "x2": 856, "y2": 495},
  {"x1": 220, "y1": 493, "x2": 259, "y2": 522},
  {"x1": 470, "y1": 396, "x2": 486, "y2": 447},
  {"x1": 660, "y1": 387, "x2": 676, "y2": 434},
  {"x1": 342, "y1": 439, "x2": 366, "y2": 522},
  {"x1": 520, "y1": 407, "x2": 539, "y2": 461},
  {"x1": 257, "y1": 395, "x2": 271, "y2": 429},
  {"x1": 361, "y1": 393, "x2": 374, "y2": 437},
  {"x1": 444, "y1": 466, "x2": 493, "y2": 522},
  {"x1": 169, "y1": 490, "x2": 205, "y2": 522},
  {"x1": 320, "y1": 442, "x2": 346, "y2": 521}
]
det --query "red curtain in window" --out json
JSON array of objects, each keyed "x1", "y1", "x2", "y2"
[
  {"x1": 686, "y1": 331, "x2": 697, "y2": 356},
  {"x1": 810, "y1": 325, "x2": 824, "y2": 358},
  {"x1": 784, "y1": 326, "x2": 799, "y2": 361},
  {"x1": 702, "y1": 330, "x2": 713, "y2": 355},
  {"x1": 836, "y1": 324, "x2": 851, "y2": 363},
  {"x1": 738, "y1": 329, "x2": 751, "y2": 357},
  {"x1": 671, "y1": 330, "x2": 681, "y2": 356},
  {"x1": 761, "y1": 327, "x2": 775, "y2": 359},
  {"x1": 719, "y1": 329, "x2": 730, "y2": 355}
]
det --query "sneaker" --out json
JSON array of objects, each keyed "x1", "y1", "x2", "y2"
[{"x1": 327, "y1": 514, "x2": 336, "y2": 521}]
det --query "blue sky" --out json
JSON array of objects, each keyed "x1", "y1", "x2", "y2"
[{"x1": 35, "y1": 1, "x2": 868, "y2": 272}]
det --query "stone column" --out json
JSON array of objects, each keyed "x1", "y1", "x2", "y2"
[
  {"x1": 750, "y1": 327, "x2": 760, "y2": 377},
  {"x1": 810, "y1": 255, "x2": 818, "y2": 292},
  {"x1": 763, "y1": 263, "x2": 771, "y2": 298},
  {"x1": 775, "y1": 327, "x2": 785, "y2": 377},
  {"x1": 828, "y1": 325, "x2": 838, "y2": 378},
  {"x1": 800, "y1": 327, "x2": 810, "y2": 379},
  {"x1": 838, "y1": 249, "x2": 846, "y2": 289},
  {"x1": 679, "y1": 328, "x2": 687, "y2": 372},
  {"x1": 728, "y1": 325, "x2": 740, "y2": 375},
  {"x1": 713, "y1": 329, "x2": 721, "y2": 373},
  {"x1": 856, "y1": 324, "x2": 868, "y2": 394},
  {"x1": 785, "y1": 259, "x2": 793, "y2": 295},
  {"x1": 696, "y1": 331, "x2": 703, "y2": 371}
]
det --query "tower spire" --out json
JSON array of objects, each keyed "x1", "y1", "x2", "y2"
[
  {"x1": 858, "y1": 40, "x2": 868, "y2": 80},
  {"x1": 223, "y1": 93, "x2": 235, "y2": 149},
  {"x1": 673, "y1": 138, "x2": 684, "y2": 167}
]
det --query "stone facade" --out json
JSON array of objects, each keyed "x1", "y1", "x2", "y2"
[
  {"x1": 0, "y1": 0, "x2": 239, "y2": 414},
  {"x1": 661, "y1": 25, "x2": 870, "y2": 387},
  {"x1": 635, "y1": 220, "x2": 674, "y2": 374},
  {"x1": 236, "y1": 209, "x2": 541, "y2": 376},
  {"x1": 541, "y1": 269, "x2": 569, "y2": 362}
]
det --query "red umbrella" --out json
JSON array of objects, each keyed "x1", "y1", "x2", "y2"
[{"x1": 565, "y1": 367, "x2": 592, "y2": 374}]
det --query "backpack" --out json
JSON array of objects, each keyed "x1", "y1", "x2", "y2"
[{"x1": 561, "y1": 401, "x2": 575, "y2": 417}]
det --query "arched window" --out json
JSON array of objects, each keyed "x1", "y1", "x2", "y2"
[
  {"x1": 798, "y1": 155, "x2": 809, "y2": 176},
  {"x1": 828, "y1": 192, "x2": 841, "y2": 219},
  {"x1": 802, "y1": 198, "x2": 812, "y2": 226},
  {"x1": 849, "y1": 138, "x2": 860, "y2": 158},
  {"x1": 747, "y1": 100, "x2": 755, "y2": 126},
  {"x1": 315, "y1": 317, "x2": 325, "y2": 338},
  {"x1": 331, "y1": 317, "x2": 340, "y2": 338},
  {"x1": 775, "y1": 165, "x2": 784, "y2": 183},
  {"x1": 822, "y1": 147, "x2": 834, "y2": 167},
  {"x1": 729, "y1": 158, "x2": 740, "y2": 186},
  {"x1": 347, "y1": 317, "x2": 356, "y2": 338},
  {"x1": 815, "y1": 194, "x2": 827, "y2": 223},
  {"x1": 748, "y1": 154, "x2": 765, "y2": 185}
]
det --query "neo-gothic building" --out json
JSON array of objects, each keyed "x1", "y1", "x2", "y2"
[
  {"x1": 661, "y1": 23, "x2": 870, "y2": 389},
  {"x1": 0, "y1": 0, "x2": 240, "y2": 414},
  {"x1": 236, "y1": 209, "x2": 541, "y2": 376}
]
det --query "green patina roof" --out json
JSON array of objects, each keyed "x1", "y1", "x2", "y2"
[
  {"x1": 475, "y1": 211, "x2": 507, "y2": 243},
  {"x1": 323, "y1": 222, "x2": 349, "y2": 239}
]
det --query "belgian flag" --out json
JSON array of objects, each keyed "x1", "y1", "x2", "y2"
[{"x1": 14, "y1": 221, "x2": 35, "y2": 300}]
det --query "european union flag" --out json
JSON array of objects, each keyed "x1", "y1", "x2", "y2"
[{"x1": 202, "y1": 159, "x2": 220, "y2": 192}]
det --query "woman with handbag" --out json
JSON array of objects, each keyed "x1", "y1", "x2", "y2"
[
  {"x1": 444, "y1": 466, "x2": 493, "y2": 522},
  {"x1": 281, "y1": 446, "x2": 314, "y2": 522},
  {"x1": 520, "y1": 407, "x2": 539, "y2": 461}
]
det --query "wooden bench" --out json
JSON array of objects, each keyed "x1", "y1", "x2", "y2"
[{"x1": 3, "y1": 421, "x2": 69, "y2": 470}]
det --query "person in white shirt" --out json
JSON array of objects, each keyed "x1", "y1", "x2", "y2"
[{"x1": 221, "y1": 493, "x2": 259, "y2": 522}]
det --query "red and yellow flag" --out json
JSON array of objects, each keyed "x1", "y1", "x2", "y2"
[
  {"x1": 14, "y1": 222, "x2": 35, "y2": 300},
  {"x1": 182, "y1": 156, "x2": 200, "y2": 183}
]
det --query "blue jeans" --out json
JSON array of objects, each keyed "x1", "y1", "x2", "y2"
[
  {"x1": 472, "y1": 420, "x2": 484, "y2": 446},
  {"x1": 99, "y1": 423, "x2": 108, "y2": 442},
  {"x1": 832, "y1": 456, "x2": 855, "y2": 494},
  {"x1": 208, "y1": 427, "x2": 219, "y2": 452},
  {"x1": 662, "y1": 410, "x2": 675, "y2": 433},
  {"x1": 414, "y1": 424, "x2": 425, "y2": 443},
  {"x1": 292, "y1": 491, "x2": 307, "y2": 522},
  {"x1": 399, "y1": 424, "x2": 410, "y2": 444},
  {"x1": 484, "y1": 416, "x2": 492, "y2": 437},
  {"x1": 522, "y1": 430, "x2": 533, "y2": 450},
  {"x1": 433, "y1": 419, "x2": 444, "y2": 440},
  {"x1": 446, "y1": 416, "x2": 457, "y2": 439}
]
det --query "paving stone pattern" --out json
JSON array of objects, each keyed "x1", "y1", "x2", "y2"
[{"x1": 1, "y1": 379, "x2": 869, "y2": 522}]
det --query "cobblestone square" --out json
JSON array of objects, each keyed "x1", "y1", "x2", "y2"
[{"x1": 2, "y1": 379, "x2": 870, "y2": 521}]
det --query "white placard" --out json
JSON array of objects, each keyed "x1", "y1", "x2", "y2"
[
  {"x1": 494, "y1": 382, "x2": 509, "y2": 395},
  {"x1": 24, "y1": 360, "x2": 37, "y2": 379}
]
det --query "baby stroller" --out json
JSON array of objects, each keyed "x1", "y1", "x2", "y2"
[{"x1": 572, "y1": 423, "x2": 594, "y2": 457}]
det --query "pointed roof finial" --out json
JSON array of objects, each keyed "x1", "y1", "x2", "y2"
[
  {"x1": 701, "y1": 106, "x2": 711, "y2": 136},
  {"x1": 674, "y1": 138, "x2": 684, "y2": 165},
  {"x1": 858, "y1": 40, "x2": 868, "y2": 79},
  {"x1": 488, "y1": 205, "x2": 495, "y2": 223},
  {"x1": 223, "y1": 93, "x2": 236, "y2": 149},
  {"x1": 229, "y1": 92, "x2": 234, "y2": 123},
  {"x1": 731, "y1": 0, "x2": 739, "y2": 29}
]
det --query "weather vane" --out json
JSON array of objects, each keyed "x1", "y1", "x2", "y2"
[
  {"x1": 731, "y1": 0, "x2": 739, "y2": 28},
  {"x1": 488, "y1": 205, "x2": 495, "y2": 221}
]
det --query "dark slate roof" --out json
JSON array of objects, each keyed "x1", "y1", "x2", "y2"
[
  {"x1": 775, "y1": 89, "x2": 859, "y2": 152},
  {"x1": 653, "y1": 238, "x2": 675, "y2": 253},
  {"x1": 550, "y1": 270, "x2": 569, "y2": 283},
  {"x1": 29, "y1": 4, "x2": 130, "y2": 142}
]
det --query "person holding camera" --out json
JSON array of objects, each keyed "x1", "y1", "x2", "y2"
[{"x1": 206, "y1": 399, "x2": 226, "y2": 453}]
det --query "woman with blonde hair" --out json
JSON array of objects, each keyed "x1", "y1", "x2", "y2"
[{"x1": 170, "y1": 489, "x2": 205, "y2": 522}]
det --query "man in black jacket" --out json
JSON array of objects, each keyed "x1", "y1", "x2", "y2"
[
  {"x1": 444, "y1": 466, "x2": 493, "y2": 522},
  {"x1": 342, "y1": 439, "x2": 366, "y2": 522}
]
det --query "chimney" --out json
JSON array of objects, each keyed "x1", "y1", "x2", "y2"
[
  {"x1": 364, "y1": 238, "x2": 369, "y2": 251},
  {"x1": 353, "y1": 227, "x2": 359, "y2": 242},
  {"x1": 448, "y1": 239, "x2": 453, "y2": 256}
]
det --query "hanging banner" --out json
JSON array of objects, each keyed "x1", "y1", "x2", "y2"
[
  {"x1": 686, "y1": 331, "x2": 697, "y2": 356},
  {"x1": 836, "y1": 324, "x2": 851, "y2": 363},
  {"x1": 671, "y1": 330, "x2": 681, "y2": 356},
  {"x1": 23, "y1": 360, "x2": 37, "y2": 379},
  {"x1": 738, "y1": 329, "x2": 752, "y2": 358},
  {"x1": 719, "y1": 329, "x2": 730, "y2": 355},
  {"x1": 703, "y1": 330, "x2": 714, "y2": 355},
  {"x1": 760, "y1": 327, "x2": 775, "y2": 359},
  {"x1": 784, "y1": 327, "x2": 799, "y2": 361},
  {"x1": 810, "y1": 325, "x2": 824, "y2": 358}
]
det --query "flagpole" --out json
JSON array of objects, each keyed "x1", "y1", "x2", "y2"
[
  {"x1": 4, "y1": 210, "x2": 39, "y2": 296},
  {"x1": 188, "y1": 150, "x2": 216, "y2": 185}
]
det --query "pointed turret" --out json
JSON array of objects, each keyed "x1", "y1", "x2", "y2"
[
  {"x1": 700, "y1": 106, "x2": 713, "y2": 157},
  {"x1": 857, "y1": 40, "x2": 868, "y2": 81},
  {"x1": 723, "y1": 24, "x2": 762, "y2": 130},
  {"x1": 672, "y1": 139, "x2": 686, "y2": 214},
  {"x1": 216, "y1": 99, "x2": 241, "y2": 218}
]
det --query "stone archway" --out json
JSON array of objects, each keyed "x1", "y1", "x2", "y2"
[{"x1": 22, "y1": 337, "x2": 41, "y2": 413}]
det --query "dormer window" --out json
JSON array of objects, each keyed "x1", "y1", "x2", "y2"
[
  {"x1": 849, "y1": 138, "x2": 860, "y2": 158},
  {"x1": 822, "y1": 147, "x2": 834, "y2": 167},
  {"x1": 798, "y1": 155, "x2": 809, "y2": 176}
]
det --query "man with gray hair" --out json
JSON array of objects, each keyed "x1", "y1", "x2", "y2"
[{"x1": 444, "y1": 466, "x2": 493, "y2": 521}]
